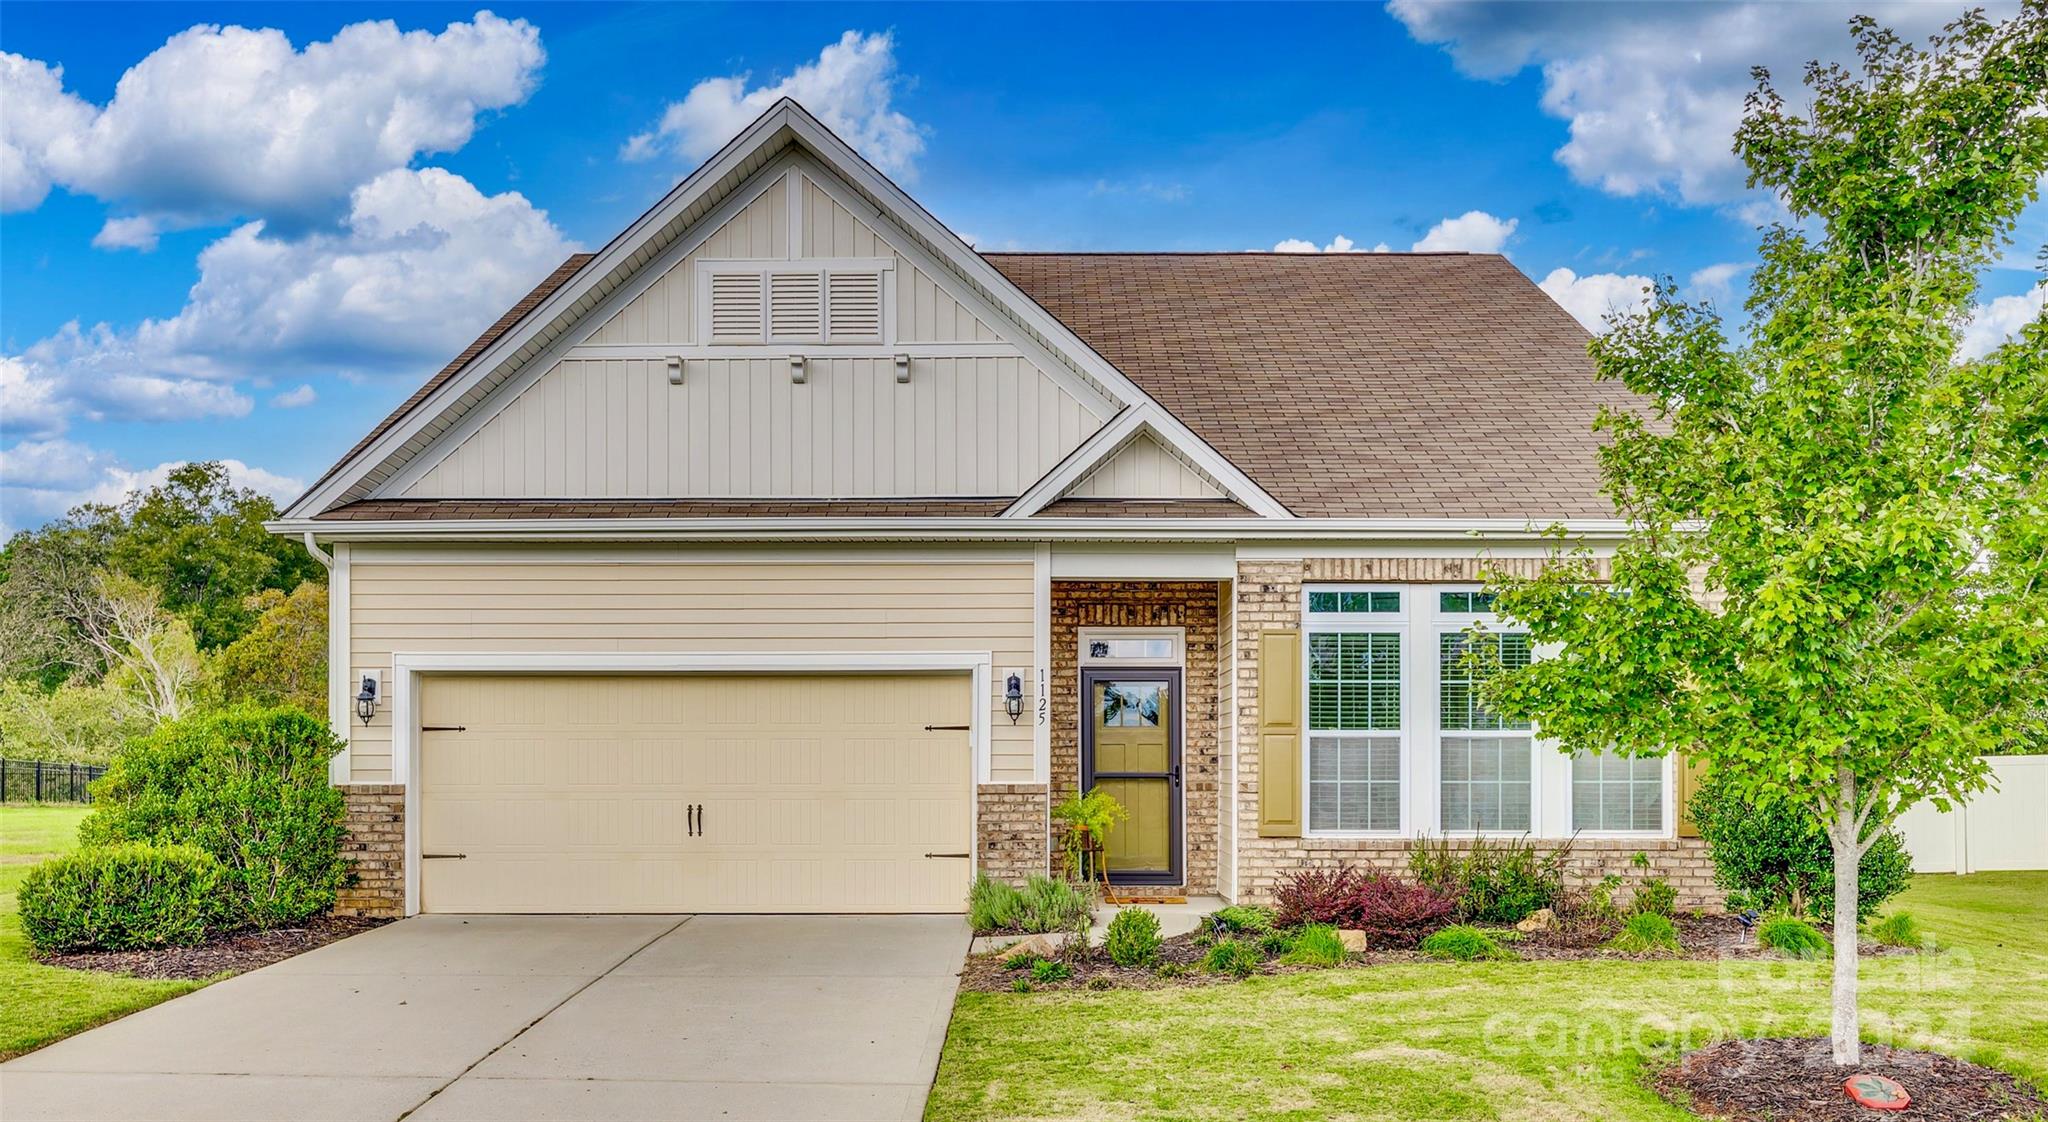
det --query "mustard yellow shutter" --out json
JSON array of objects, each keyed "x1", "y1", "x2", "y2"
[
  {"x1": 1257, "y1": 628, "x2": 1303, "y2": 837},
  {"x1": 1675, "y1": 751, "x2": 1706, "y2": 837}
]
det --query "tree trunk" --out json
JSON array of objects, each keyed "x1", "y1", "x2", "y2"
[{"x1": 1830, "y1": 765, "x2": 1861, "y2": 1066}]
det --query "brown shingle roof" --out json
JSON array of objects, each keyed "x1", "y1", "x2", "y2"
[
  {"x1": 986, "y1": 252, "x2": 1632, "y2": 519},
  {"x1": 315, "y1": 498, "x2": 1014, "y2": 521}
]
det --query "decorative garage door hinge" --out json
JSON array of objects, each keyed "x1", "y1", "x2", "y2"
[
  {"x1": 420, "y1": 725, "x2": 466, "y2": 732},
  {"x1": 923, "y1": 852, "x2": 971, "y2": 859},
  {"x1": 923, "y1": 724, "x2": 970, "y2": 731},
  {"x1": 422, "y1": 853, "x2": 468, "y2": 860}
]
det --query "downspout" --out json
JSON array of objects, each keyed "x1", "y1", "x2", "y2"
[{"x1": 302, "y1": 532, "x2": 334, "y2": 569}]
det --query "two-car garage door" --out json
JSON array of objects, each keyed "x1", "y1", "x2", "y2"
[{"x1": 416, "y1": 673, "x2": 974, "y2": 914}]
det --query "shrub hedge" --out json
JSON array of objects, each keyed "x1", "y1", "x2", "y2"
[
  {"x1": 19, "y1": 843, "x2": 223, "y2": 953},
  {"x1": 82, "y1": 705, "x2": 348, "y2": 930},
  {"x1": 1688, "y1": 773, "x2": 1912, "y2": 923}
]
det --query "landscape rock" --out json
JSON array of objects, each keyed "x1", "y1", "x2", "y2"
[
  {"x1": 1337, "y1": 929, "x2": 1369, "y2": 953},
  {"x1": 1005, "y1": 933, "x2": 1061, "y2": 959},
  {"x1": 1515, "y1": 908, "x2": 1556, "y2": 933}
]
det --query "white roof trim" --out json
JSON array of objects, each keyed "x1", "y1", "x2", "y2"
[{"x1": 998, "y1": 406, "x2": 1285, "y2": 518}]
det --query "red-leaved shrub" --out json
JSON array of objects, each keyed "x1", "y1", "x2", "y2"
[
  {"x1": 1275, "y1": 867, "x2": 1362, "y2": 927},
  {"x1": 1274, "y1": 867, "x2": 1455, "y2": 948},
  {"x1": 1350, "y1": 874, "x2": 1456, "y2": 949}
]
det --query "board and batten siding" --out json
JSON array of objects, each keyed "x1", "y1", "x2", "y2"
[
  {"x1": 1065, "y1": 432, "x2": 1225, "y2": 499},
  {"x1": 401, "y1": 355, "x2": 1098, "y2": 497},
  {"x1": 344, "y1": 556, "x2": 1037, "y2": 785}
]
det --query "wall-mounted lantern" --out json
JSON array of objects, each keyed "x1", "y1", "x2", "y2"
[
  {"x1": 789, "y1": 354, "x2": 807, "y2": 384},
  {"x1": 355, "y1": 675, "x2": 379, "y2": 725},
  {"x1": 894, "y1": 354, "x2": 911, "y2": 383},
  {"x1": 666, "y1": 355, "x2": 684, "y2": 385},
  {"x1": 1004, "y1": 673, "x2": 1024, "y2": 724}
]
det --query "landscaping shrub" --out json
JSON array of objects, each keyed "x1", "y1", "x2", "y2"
[
  {"x1": 1350, "y1": 873, "x2": 1458, "y2": 949},
  {"x1": 968, "y1": 874, "x2": 1025, "y2": 934},
  {"x1": 1029, "y1": 958, "x2": 1070, "y2": 983},
  {"x1": 1607, "y1": 912, "x2": 1681, "y2": 955},
  {"x1": 1204, "y1": 938, "x2": 1262, "y2": 977},
  {"x1": 1632, "y1": 877, "x2": 1677, "y2": 919},
  {"x1": 1010, "y1": 977, "x2": 1032, "y2": 993},
  {"x1": 1209, "y1": 904, "x2": 1275, "y2": 934},
  {"x1": 1281, "y1": 924, "x2": 1347, "y2": 966},
  {"x1": 1274, "y1": 867, "x2": 1360, "y2": 928},
  {"x1": 1420, "y1": 924, "x2": 1511, "y2": 962},
  {"x1": 1869, "y1": 912, "x2": 1925, "y2": 949},
  {"x1": 1408, "y1": 834, "x2": 1569, "y2": 924},
  {"x1": 18, "y1": 843, "x2": 223, "y2": 953},
  {"x1": 1002, "y1": 951, "x2": 1038, "y2": 970},
  {"x1": 81, "y1": 706, "x2": 347, "y2": 929},
  {"x1": 1016, "y1": 875, "x2": 1093, "y2": 935},
  {"x1": 1688, "y1": 774, "x2": 1912, "y2": 923},
  {"x1": 1758, "y1": 915, "x2": 1830, "y2": 958},
  {"x1": 1104, "y1": 907, "x2": 1163, "y2": 968},
  {"x1": 1155, "y1": 961, "x2": 1192, "y2": 979},
  {"x1": 1257, "y1": 929, "x2": 1297, "y2": 957}
]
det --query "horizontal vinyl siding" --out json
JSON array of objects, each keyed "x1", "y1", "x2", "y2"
[
  {"x1": 402, "y1": 355, "x2": 1099, "y2": 497},
  {"x1": 346, "y1": 559, "x2": 1036, "y2": 785},
  {"x1": 1066, "y1": 432, "x2": 1226, "y2": 499}
]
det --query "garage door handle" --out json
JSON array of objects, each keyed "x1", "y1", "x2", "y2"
[
  {"x1": 422, "y1": 853, "x2": 467, "y2": 860},
  {"x1": 924, "y1": 852, "x2": 970, "y2": 859}
]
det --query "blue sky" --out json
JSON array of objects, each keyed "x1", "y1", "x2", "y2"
[{"x1": 3, "y1": 1, "x2": 2043, "y2": 535}]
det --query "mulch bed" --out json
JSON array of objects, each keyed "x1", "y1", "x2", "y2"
[
  {"x1": 960, "y1": 913, "x2": 1910, "y2": 994},
  {"x1": 1657, "y1": 1038, "x2": 2048, "y2": 1121},
  {"x1": 38, "y1": 915, "x2": 389, "y2": 980}
]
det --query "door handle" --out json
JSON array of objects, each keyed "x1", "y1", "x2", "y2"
[
  {"x1": 1170, "y1": 764, "x2": 1182, "y2": 789},
  {"x1": 689, "y1": 804, "x2": 699, "y2": 837}
]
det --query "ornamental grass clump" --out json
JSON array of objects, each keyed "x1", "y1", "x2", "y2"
[
  {"x1": 1759, "y1": 916, "x2": 1831, "y2": 959},
  {"x1": 1017, "y1": 875, "x2": 1093, "y2": 935},
  {"x1": 1607, "y1": 912, "x2": 1682, "y2": 955},
  {"x1": 1420, "y1": 924, "x2": 1511, "y2": 962},
  {"x1": 1203, "y1": 938, "x2": 1262, "y2": 977},
  {"x1": 1281, "y1": 924, "x2": 1348, "y2": 967},
  {"x1": 1869, "y1": 912, "x2": 1925, "y2": 949},
  {"x1": 1209, "y1": 905, "x2": 1275, "y2": 934}
]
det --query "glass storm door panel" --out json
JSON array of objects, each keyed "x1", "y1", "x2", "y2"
[{"x1": 1082, "y1": 669, "x2": 1182, "y2": 884}]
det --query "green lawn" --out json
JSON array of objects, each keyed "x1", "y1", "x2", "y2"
[
  {"x1": 0, "y1": 805, "x2": 202, "y2": 1060},
  {"x1": 928, "y1": 873, "x2": 2048, "y2": 1121}
]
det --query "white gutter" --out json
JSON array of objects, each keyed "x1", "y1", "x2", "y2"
[
  {"x1": 270, "y1": 516, "x2": 1630, "y2": 545},
  {"x1": 300, "y1": 532, "x2": 335, "y2": 568}
]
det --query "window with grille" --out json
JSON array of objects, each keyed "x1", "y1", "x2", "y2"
[
  {"x1": 1572, "y1": 750, "x2": 1663, "y2": 831},
  {"x1": 1305, "y1": 626, "x2": 1402, "y2": 833},
  {"x1": 1439, "y1": 631, "x2": 1533, "y2": 831}
]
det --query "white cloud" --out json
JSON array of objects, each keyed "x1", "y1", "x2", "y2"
[
  {"x1": 1413, "y1": 210, "x2": 1517, "y2": 253},
  {"x1": 0, "y1": 440, "x2": 302, "y2": 536},
  {"x1": 1959, "y1": 282, "x2": 2046, "y2": 360},
  {"x1": 4, "y1": 167, "x2": 577, "y2": 435},
  {"x1": 1687, "y1": 262, "x2": 1749, "y2": 306},
  {"x1": 0, "y1": 13, "x2": 543, "y2": 235},
  {"x1": 270, "y1": 384, "x2": 317, "y2": 408},
  {"x1": 1538, "y1": 267, "x2": 1653, "y2": 332},
  {"x1": 1389, "y1": 1, "x2": 1963, "y2": 206},
  {"x1": 1273, "y1": 211, "x2": 1517, "y2": 255},
  {"x1": 622, "y1": 31, "x2": 925, "y2": 177}
]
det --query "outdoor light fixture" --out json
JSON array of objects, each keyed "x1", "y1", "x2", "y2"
[
  {"x1": 894, "y1": 353, "x2": 911, "y2": 383},
  {"x1": 355, "y1": 675, "x2": 379, "y2": 725},
  {"x1": 1004, "y1": 673, "x2": 1024, "y2": 724},
  {"x1": 666, "y1": 355, "x2": 684, "y2": 385},
  {"x1": 789, "y1": 354, "x2": 807, "y2": 383}
]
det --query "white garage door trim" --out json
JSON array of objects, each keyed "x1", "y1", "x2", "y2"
[{"x1": 389, "y1": 650, "x2": 993, "y2": 916}]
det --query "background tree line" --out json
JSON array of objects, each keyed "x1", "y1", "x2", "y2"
[{"x1": 0, "y1": 462, "x2": 328, "y2": 764}]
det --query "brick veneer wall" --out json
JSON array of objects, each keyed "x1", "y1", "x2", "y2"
[
  {"x1": 977, "y1": 784, "x2": 1049, "y2": 885},
  {"x1": 1229, "y1": 557, "x2": 1720, "y2": 911},
  {"x1": 335, "y1": 783, "x2": 405, "y2": 918},
  {"x1": 1051, "y1": 581, "x2": 1222, "y2": 894}
]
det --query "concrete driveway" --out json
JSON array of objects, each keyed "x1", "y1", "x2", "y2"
[{"x1": 1, "y1": 914, "x2": 968, "y2": 1122}]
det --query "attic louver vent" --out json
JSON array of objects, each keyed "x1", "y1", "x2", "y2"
[
  {"x1": 709, "y1": 273, "x2": 765, "y2": 342},
  {"x1": 827, "y1": 272, "x2": 883, "y2": 341},
  {"x1": 769, "y1": 273, "x2": 823, "y2": 339}
]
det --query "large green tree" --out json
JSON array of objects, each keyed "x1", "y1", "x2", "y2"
[{"x1": 1482, "y1": 6, "x2": 2047, "y2": 1066}]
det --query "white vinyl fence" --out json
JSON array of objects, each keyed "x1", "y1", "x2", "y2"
[{"x1": 1896, "y1": 755, "x2": 2048, "y2": 874}]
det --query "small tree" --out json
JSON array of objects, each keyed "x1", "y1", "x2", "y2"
[
  {"x1": 1482, "y1": 7, "x2": 2047, "y2": 1065},
  {"x1": 84, "y1": 574, "x2": 207, "y2": 724},
  {"x1": 214, "y1": 582, "x2": 329, "y2": 717}
]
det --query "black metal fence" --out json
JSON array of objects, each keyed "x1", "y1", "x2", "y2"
[{"x1": 0, "y1": 759, "x2": 106, "y2": 804}]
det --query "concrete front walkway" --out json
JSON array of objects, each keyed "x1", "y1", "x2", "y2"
[{"x1": 1, "y1": 914, "x2": 968, "y2": 1122}]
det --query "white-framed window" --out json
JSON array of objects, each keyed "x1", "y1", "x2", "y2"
[
  {"x1": 1572, "y1": 750, "x2": 1664, "y2": 832},
  {"x1": 697, "y1": 259, "x2": 891, "y2": 345},
  {"x1": 1437, "y1": 630, "x2": 1534, "y2": 832},
  {"x1": 1079, "y1": 627, "x2": 1183, "y2": 666},
  {"x1": 1304, "y1": 586, "x2": 1405, "y2": 834}
]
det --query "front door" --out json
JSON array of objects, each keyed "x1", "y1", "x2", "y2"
[{"x1": 1081, "y1": 668, "x2": 1182, "y2": 885}]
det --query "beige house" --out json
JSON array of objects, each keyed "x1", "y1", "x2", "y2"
[{"x1": 271, "y1": 99, "x2": 1713, "y2": 919}]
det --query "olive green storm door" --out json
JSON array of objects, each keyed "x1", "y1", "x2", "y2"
[{"x1": 1081, "y1": 668, "x2": 1183, "y2": 885}]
